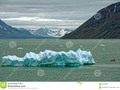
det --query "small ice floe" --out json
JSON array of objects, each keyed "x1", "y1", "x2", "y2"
[
  {"x1": 59, "y1": 45, "x2": 63, "y2": 47},
  {"x1": 17, "y1": 47, "x2": 23, "y2": 50},
  {"x1": 100, "y1": 44, "x2": 105, "y2": 47},
  {"x1": 80, "y1": 46, "x2": 83, "y2": 48}
]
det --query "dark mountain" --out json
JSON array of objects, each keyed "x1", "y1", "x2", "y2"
[
  {"x1": 61, "y1": 2, "x2": 120, "y2": 39},
  {"x1": 0, "y1": 19, "x2": 34, "y2": 38}
]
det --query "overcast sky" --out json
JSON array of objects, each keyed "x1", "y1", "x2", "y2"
[{"x1": 0, "y1": 0, "x2": 120, "y2": 29}]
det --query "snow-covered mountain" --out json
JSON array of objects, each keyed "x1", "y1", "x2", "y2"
[
  {"x1": 56, "y1": 29, "x2": 73, "y2": 37},
  {"x1": 29, "y1": 28, "x2": 73, "y2": 38},
  {"x1": 0, "y1": 19, "x2": 34, "y2": 38},
  {"x1": 0, "y1": 19, "x2": 73, "y2": 38}
]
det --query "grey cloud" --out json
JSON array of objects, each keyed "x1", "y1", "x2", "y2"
[{"x1": 0, "y1": 0, "x2": 120, "y2": 29}]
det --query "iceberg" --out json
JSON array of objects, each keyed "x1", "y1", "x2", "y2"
[{"x1": 2, "y1": 49, "x2": 95, "y2": 67}]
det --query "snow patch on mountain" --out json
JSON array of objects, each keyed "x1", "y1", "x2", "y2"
[{"x1": 0, "y1": 25, "x2": 3, "y2": 28}]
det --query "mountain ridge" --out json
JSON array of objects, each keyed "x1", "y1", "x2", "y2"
[
  {"x1": 0, "y1": 19, "x2": 73, "y2": 38},
  {"x1": 0, "y1": 19, "x2": 34, "y2": 38},
  {"x1": 61, "y1": 2, "x2": 120, "y2": 39},
  {"x1": 28, "y1": 28, "x2": 73, "y2": 38}
]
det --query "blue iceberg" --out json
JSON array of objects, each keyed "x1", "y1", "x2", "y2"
[{"x1": 2, "y1": 49, "x2": 95, "y2": 67}]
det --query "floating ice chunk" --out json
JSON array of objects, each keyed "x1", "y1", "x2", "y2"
[
  {"x1": 100, "y1": 44, "x2": 105, "y2": 47},
  {"x1": 17, "y1": 47, "x2": 23, "y2": 50},
  {"x1": 2, "y1": 49, "x2": 95, "y2": 67}
]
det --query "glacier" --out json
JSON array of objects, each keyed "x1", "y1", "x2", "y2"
[{"x1": 2, "y1": 49, "x2": 95, "y2": 67}]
